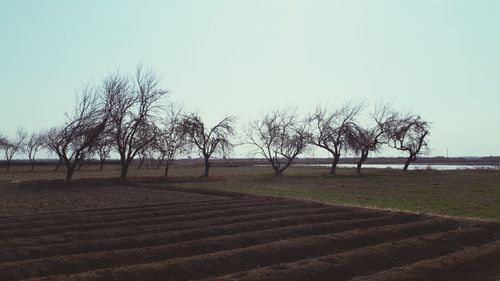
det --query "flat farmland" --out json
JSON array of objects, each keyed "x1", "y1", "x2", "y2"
[
  {"x1": 2, "y1": 165, "x2": 500, "y2": 220},
  {"x1": 1, "y1": 180, "x2": 500, "y2": 281}
]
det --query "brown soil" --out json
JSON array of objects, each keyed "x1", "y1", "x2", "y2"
[{"x1": 0, "y1": 180, "x2": 499, "y2": 281}]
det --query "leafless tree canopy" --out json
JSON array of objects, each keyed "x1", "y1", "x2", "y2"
[
  {"x1": 1, "y1": 128, "x2": 27, "y2": 172},
  {"x1": 307, "y1": 103, "x2": 362, "y2": 174},
  {"x1": 348, "y1": 125, "x2": 382, "y2": 174},
  {"x1": 48, "y1": 88, "x2": 106, "y2": 180},
  {"x1": 181, "y1": 114, "x2": 234, "y2": 177},
  {"x1": 0, "y1": 136, "x2": 7, "y2": 151},
  {"x1": 348, "y1": 103, "x2": 397, "y2": 174},
  {"x1": 43, "y1": 127, "x2": 64, "y2": 171},
  {"x1": 247, "y1": 109, "x2": 310, "y2": 176},
  {"x1": 25, "y1": 131, "x2": 44, "y2": 171},
  {"x1": 103, "y1": 66, "x2": 168, "y2": 178},
  {"x1": 388, "y1": 114, "x2": 430, "y2": 171},
  {"x1": 0, "y1": 136, "x2": 7, "y2": 146},
  {"x1": 91, "y1": 131, "x2": 114, "y2": 171},
  {"x1": 155, "y1": 103, "x2": 190, "y2": 178},
  {"x1": 134, "y1": 124, "x2": 160, "y2": 171}
]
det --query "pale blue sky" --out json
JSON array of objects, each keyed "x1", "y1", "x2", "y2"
[{"x1": 1, "y1": 0, "x2": 499, "y2": 157}]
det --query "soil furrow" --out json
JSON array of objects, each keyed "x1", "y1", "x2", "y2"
[
  {"x1": 351, "y1": 239, "x2": 500, "y2": 281},
  {"x1": 0, "y1": 198, "x2": 235, "y2": 223},
  {"x1": 0, "y1": 198, "x2": 280, "y2": 232},
  {"x1": 22, "y1": 217, "x2": 461, "y2": 281},
  {"x1": 0, "y1": 213, "x2": 412, "y2": 279},
  {"x1": 0, "y1": 202, "x2": 324, "y2": 248},
  {"x1": 0, "y1": 208, "x2": 380, "y2": 262},
  {"x1": 0, "y1": 200, "x2": 299, "y2": 239},
  {"x1": 214, "y1": 226, "x2": 497, "y2": 281},
  {"x1": 0, "y1": 198, "x2": 246, "y2": 230}
]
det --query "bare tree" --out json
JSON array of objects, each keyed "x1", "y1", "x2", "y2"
[
  {"x1": 25, "y1": 132, "x2": 44, "y2": 171},
  {"x1": 347, "y1": 125, "x2": 383, "y2": 174},
  {"x1": 348, "y1": 104, "x2": 396, "y2": 174},
  {"x1": 156, "y1": 103, "x2": 189, "y2": 178},
  {"x1": 103, "y1": 66, "x2": 168, "y2": 179},
  {"x1": 49, "y1": 88, "x2": 106, "y2": 180},
  {"x1": 0, "y1": 135, "x2": 9, "y2": 171},
  {"x1": 388, "y1": 114, "x2": 430, "y2": 171},
  {"x1": 93, "y1": 135, "x2": 114, "y2": 170},
  {"x1": 1, "y1": 128, "x2": 27, "y2": 172},
  {"x1": 307, "y1": 103, "x2": 362, "y2": 174},
  {"x1": 247, "y1": 109, "x2": 310, "y2": 176},
  {"x1": 181, "y1": 114, "x2": 234, "y2": 177}
]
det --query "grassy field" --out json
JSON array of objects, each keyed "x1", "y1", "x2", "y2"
[
  {"x1": 1, "y1": 164, "x2": 500, "y2": 220},
  {"x1": 168, "y1": 166, "x2": 500, "y2": 221}
]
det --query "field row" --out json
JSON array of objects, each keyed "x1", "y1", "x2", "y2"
[{"x1": 1, "y1": 189, "x2": 500, "y2": 281}]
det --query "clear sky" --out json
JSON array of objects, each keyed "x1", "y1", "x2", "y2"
[{"x1": 1, "y1": 0, "x2": 499, "y2": 157}]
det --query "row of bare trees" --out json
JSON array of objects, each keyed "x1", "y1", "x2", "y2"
[
  {"x1": 0, "y1": 67, "x2": 430, "y2": 180},
  {"x1": 246, "y1": 103, "x2": 430, "y2": 175},
  {"x1": 0, "y1": 129, "x2": 49, "y2": 173},
  {"x1": 0, "y1": 66, "x2": 235, "y2": 180}
]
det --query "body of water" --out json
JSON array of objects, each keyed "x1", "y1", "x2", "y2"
[{"x1": 292, "y1": 163, "x2": 500, "y2": 170}]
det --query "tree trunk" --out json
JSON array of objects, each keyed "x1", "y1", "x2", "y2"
[
  {"x1": 120, "y1": 156, "x2": 131, "y2": 179},
  {"x1": 403, "y1": 154, "x2": 415, "y2": 172},
  {"x1": 6, "y1": 160, "x2": 10, "y2": 173},
  {"x1": 54, "y1": 158, "x2": 63, "y2": 171},
  {"x1": 269, "y1": 160, "x2": 279, "y2": 176},
  {"x1": 164, "y1": 162, "x2": 170, "y2": 178},
  {"x1": 274, "y1": 168, "x2": 283, "y2": 176},
  {"x1": 203, "y1": 157, "x2": 210, "y2": 177},
  {"x1": 272, "y1": 157, "x2": 296, "y2": 176},
  {"x1": 30, "y1": 160, "x2": 35, "y2": 171},
  {"x1": 120, "y1": 168, "x2": 128, "y2": 179},
  {"x1": 120, "y1": 163, "x2": 130, "y2": 179},
  {"x1": 137, "y1": 156, "x2": 145, "y2": 170},
  {"x1": 276, "y1": 160, "x2": 294, "y2": 176},
  {"x1": 65, "y1": 164, "x2": 75, "y2": 181},
  {"x1": 356, "y1": 161, "x2": 362, "y2": 174},
  {"x1": 77, "y1": 159, "x2": 84, "y2": 171},
  {"x1": 99, "y1": 159, "x2": 105, "y2": 170},
  {"x1": 330, "y1": 155, "x2": 340, "y2": 174},
  {"x1": 357, "y1": 151, "x2": 368, "y2": 174},
  {"x1": 271, "y1": 162, "x2": 280, "y2": 176}
]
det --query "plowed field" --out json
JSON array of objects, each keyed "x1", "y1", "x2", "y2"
[{"x1": 1, "y1": 184, "x2": 500, "y2": 281}]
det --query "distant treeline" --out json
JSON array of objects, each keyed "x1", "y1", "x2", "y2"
[{"x1": 2, "y1": 156, "x2": 498, "y2": 169}]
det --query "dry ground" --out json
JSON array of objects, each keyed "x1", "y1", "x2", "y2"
[{"x1": 0, "y1": 179, "x2": 500, "y2": 280}]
